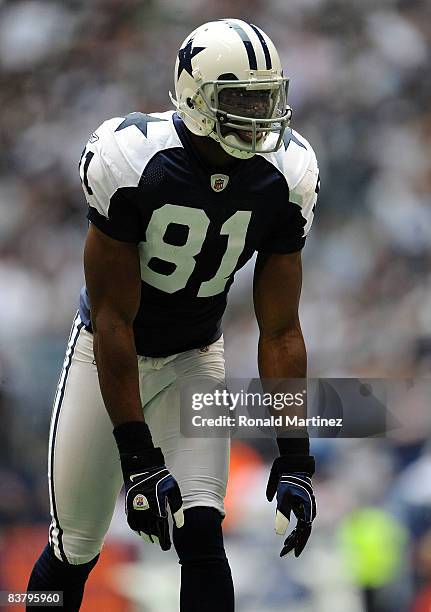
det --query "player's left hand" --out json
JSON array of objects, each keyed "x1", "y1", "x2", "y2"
[{"x1": 266, "y1": 456, "x2": 317, "y2": 558}]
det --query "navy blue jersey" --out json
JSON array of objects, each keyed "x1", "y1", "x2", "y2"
[{"x1": 78, "y1": 111, "x2": 319, "y2": 356}]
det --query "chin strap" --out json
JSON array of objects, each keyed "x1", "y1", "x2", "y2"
[
  {"x1": 170, "y1": 92, "x2": 265, "y2": 159},
  {"x1": 215, "y1": 132, "x2": 257, "y2": 159}
]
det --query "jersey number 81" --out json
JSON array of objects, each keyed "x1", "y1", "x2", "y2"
[{"x1": 140, "y1": 204, "x2": 251, "y2": 296}]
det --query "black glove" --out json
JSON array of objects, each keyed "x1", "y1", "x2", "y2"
[
  {"x1": 266, "y1": 454, "x2": 316, "y2": 558},
  {"x1": 114, "y1": 421, "x2": 184, "y2": 551}
]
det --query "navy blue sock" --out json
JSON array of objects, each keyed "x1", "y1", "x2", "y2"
[
  {"x1": 173, "y1": 507, "x2": 234, "y2": 612},
  {"x1": 27, "y1": 544, "x2": 99, "y2": 612}
]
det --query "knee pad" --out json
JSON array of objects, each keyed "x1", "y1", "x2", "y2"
[{"x1": 173, "y1": 506, "x2": 227, "y2": 566}]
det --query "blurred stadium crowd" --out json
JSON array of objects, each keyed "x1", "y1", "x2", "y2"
[{"x1": 0, "y1": 0, "x2": 431, "y2": 610}]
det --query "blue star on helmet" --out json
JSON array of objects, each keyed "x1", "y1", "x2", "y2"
[{"x1": 177, "y1": 38, "x2": 206, "y2": 80}]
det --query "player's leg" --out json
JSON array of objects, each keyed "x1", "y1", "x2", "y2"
[
  {"x1": 173, "y1": 506, "x2": 234, "y2": 612},
  {"x1": 142, "y1": 338, "x2": 234, "y2": 612},
  {"x1": 27, "y1": 314, "x2": 123, "y2": 611}
]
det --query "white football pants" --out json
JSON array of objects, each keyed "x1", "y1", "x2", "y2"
[{"x1": 48, "y1": 313, "x2": 229, "y2": 564}]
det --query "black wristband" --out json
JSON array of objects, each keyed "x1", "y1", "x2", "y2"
[
  {"x1": 276, "y1": 435, "x2": 310, "y2": 457},
  {"x1": 273, "y1": 454, "x2": 315, "y2": 476},
  {"x1": 113, "y1": 421, "x2": 154, "y2": 455}
]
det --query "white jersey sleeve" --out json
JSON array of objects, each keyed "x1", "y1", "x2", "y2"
[
  {"x1": 288, "y1": 133, "x2": 319, "y2": 240},
  {"x1": 78, "y1": 117, "x2": 142, "y2": 242},
  {"x1": 258, "y1": 128, "x2": 320, "y2": 254},
  {"x1": 78, "y1": 111, "x2": 179, "y2": 242}
]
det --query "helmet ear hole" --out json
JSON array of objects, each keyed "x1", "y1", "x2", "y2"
[
  {"x1": 217, "y1": 73, "x2": 238, "y2": 81},
  {"x1": 186, "y1": 97, "x2": 194, "y2": 109}
]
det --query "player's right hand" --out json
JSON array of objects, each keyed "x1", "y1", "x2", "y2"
[
  {"x1": 121, "y1": 448, "x2": 184, "y2": 549},
  {"x1": 113, "y1": 422, "x2": 184, "y2": 550}
]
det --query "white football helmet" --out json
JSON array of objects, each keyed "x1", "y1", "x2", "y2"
[{"x1": 170, "y1": 19, "x2": 292, "y2": 159}]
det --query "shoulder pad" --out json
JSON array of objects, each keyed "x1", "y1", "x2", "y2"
[{"x1": 79, "y1": 111, "x2": 181, "y2": 218}]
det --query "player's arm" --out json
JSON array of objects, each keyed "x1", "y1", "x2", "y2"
[
  {"x1": 84, "y1": 222, "x2": 183, "y2": 548},
  {"x1": 253, "y1": 250, "x2": 316, "y2": 558},
  {"x1": 84, "y1": 223, "x2": 142, "y2": 426},
  {"x1": 81, "y1": 126, "x2": 184, "y2": 549},
  {"x1": 253, "y1": 250, "x2": 311, "y2": 457},
  {"x1": 254, "y1": 137, "x2": 319, "y2": 429},
  {"x1": 253, "y1": 136, "x2": 319, "y2": 558},
  {"x1": 253, "y1": 250, "x2": 305, "y2": 381}
]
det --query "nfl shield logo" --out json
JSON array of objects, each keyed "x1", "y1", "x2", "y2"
[{"x1": 210, "y1": 174, "x2": 229, "y2": 192}]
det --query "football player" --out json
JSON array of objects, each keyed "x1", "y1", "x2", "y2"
[{"x1": 27, "y1": 19, "x2": 319, "y2": 611}]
